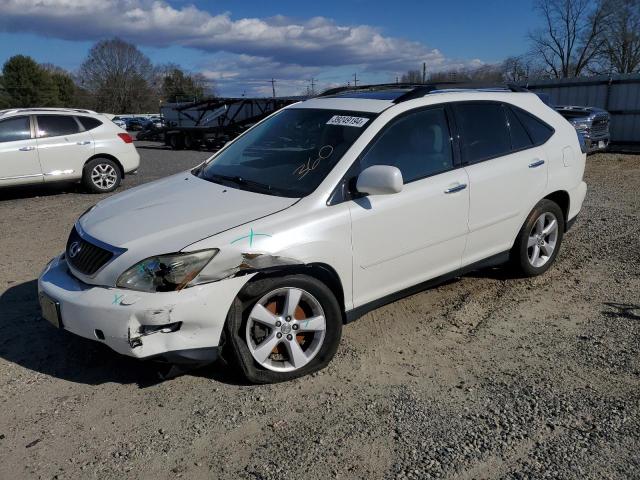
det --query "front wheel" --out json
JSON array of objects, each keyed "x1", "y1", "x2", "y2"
[
  {"x1": 224, "y1": 274, "x2": 342, "y2": 384},
  {"x1": 511, "y1": 199, "x2": 564, "y2": 276}
]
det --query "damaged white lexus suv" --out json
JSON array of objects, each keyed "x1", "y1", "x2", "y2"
[{"x1": 38, "y1": 84, "x2": 588, "y2": 383}]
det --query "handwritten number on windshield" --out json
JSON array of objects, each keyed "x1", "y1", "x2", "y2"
[{"x1": 293, "y1": 145, "x2": 334, "y2": 179}]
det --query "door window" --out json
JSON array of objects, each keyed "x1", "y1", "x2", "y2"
[
  {"x1": 360, "y1": 108, "x2": 453, "y2": 182},
  {"x1": 455, "y1": 103, "x2": 511, "y2": 163},
  {"x1": 36, "y1": 115, "x2": 81, "y2": 138},
  {"x1": 0, "y1": 116, "x2": 31, "y2": 143}
]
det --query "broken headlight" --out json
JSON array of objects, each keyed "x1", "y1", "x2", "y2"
[{"x1": 116, "y1": 249, "x2": 219, "y2": 292}]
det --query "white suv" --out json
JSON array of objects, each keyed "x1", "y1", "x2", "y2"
[
  {"x1": 0, "y1": 108, "x2": 140, "y2": 192},
  {"x1": 38, "y1": 85, "x2": 587, "y2": 383}
]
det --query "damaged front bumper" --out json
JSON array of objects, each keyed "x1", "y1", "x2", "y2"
[{"x1": 37, "y1": 254, "x2": 252, "y2": 362}]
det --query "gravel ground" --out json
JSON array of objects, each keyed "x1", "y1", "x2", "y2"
[{"x1": 0, "y1": 145, "x2": 638, "y2": 479}]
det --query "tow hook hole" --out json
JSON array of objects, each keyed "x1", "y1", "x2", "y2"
[{"x1": 94, "y1": 329, "x2": 105, "y2": 340}]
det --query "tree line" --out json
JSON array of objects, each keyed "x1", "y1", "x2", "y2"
[
  {"x1": 402, "y1": 0, "x2": 639, "y2": 84},
  {"x1": 0, "y1": 38, "x2": 213, "y2": 113}
]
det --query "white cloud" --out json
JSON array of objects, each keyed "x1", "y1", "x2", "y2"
[{"x1": 0, "y1": 0, "x2": 484, "y2": 95}]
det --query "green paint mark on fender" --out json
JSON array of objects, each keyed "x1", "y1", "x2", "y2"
[{"x1": 230, "y1": 227, "x2": 272, "y2": 247}]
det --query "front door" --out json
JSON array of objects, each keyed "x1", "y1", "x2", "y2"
[
  {"x1": 0, "y1": 115, "x2": 43, "y2": 186},
  {"x1": 349, "y1": 106, "x2": 469, "y2": 307}
]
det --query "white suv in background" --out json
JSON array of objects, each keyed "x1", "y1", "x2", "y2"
[
  {"x1": 39, "y1": 84, "x2": 587, "y2": 383},
  {"x1": 0, "y1": 108, "x2": 139, "y2": 193}
]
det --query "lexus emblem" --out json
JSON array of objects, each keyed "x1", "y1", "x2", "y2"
[{"x1": 68, "y1": 241, "x2": 82, "y2": 258}]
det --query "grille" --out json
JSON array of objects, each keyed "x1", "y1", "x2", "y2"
[{"x1": 66, "y1": 226, "x2": 114, "y2": 276}]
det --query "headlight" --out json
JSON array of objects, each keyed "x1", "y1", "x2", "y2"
[
  {"x1": 572, "y1": 122, "x2": 589, "y2": 131},
  {"x1": 116, "y1": 249, "x2": 219, "y2": 292}
]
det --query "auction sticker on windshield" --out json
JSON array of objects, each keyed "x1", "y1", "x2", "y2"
[{"x1": 326, "y1": 115, "x2": 369, "y2": 127}]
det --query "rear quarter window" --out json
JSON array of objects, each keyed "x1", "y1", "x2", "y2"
[
  {"x1": 77, "y1": 116, "x2": 103, "y2": 131},
  {"x1": 512, "y1": 107, "x2": 554, "y2": 145}
]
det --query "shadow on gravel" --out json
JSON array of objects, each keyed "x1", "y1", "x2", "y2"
[
  {"x1": 133, "y1": 143, "x2": 172, "y2": 151},
  {"x1": 602, "y1": 302, "x2": 640, "y2": 320},
  {"x1": 0, "y1": 280, "x2": 246, "y2": 387},
  {"x1": 0, "y1": 182, "x2": 82, "y2": 201},
  {"x1": 464, "y1": 264, "x2": 524, "y2": 281}
]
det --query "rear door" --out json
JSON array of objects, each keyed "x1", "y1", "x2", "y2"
[
  {"x1": 454, "y1": 102, "x2": 550, "y2": 266},
  {"x1": 35, "y1": 114, "x2": 94, "y2": 181},
  {"x1": 0, "y1": 115, "x2": 43, "y2": 186}
]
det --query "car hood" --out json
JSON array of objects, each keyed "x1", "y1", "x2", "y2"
[{"x1": 79, "y1": 172, "x2": 298, "y2": 254}]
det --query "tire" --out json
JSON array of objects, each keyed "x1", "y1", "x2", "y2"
[
  {"x1": 82, "y1": 158, "x2": 122, "y2": 193},
  {"x1": 169, "y1": 133, "x2": 184, "y2": 150},
  {"x1": 223, "y1": 274, "x2": 343, "y2": 384},
  {"x1": 183, "y1": 134, "x2": 196, "y2": 150},
  {"x1": 511, "y1": 199, "x2": 565, "y2": 277}
]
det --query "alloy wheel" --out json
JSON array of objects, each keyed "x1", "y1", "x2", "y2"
[
  {"x1": 91, "y1": 163, "x2": 118, "y2": 190},
  {"x1": 527, "y1": 212, "x2": 559, "y2": 268},
  {"x1": 246, "y1": 287, "x2": 327, "y2": 372}
]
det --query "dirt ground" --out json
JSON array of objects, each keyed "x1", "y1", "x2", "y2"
[{"x1": 0, "y1": 146, "x2": 638, "y2": 480}]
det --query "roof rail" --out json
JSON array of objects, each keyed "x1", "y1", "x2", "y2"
[
  {"x1": 0, "y1": 107, "x2": 98, "y2": 115},
  {"x1": 317, "y1": 82, "x2": 530, "y2": 103}
]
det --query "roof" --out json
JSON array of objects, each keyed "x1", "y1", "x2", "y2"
[{"x1": 292, "y1": 82, "x2": 533, "y2": 113}]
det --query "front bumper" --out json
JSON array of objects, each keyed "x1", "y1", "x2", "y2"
[
  {"x1": 582, "y1": 133, "x2": 609, "y2": 152},
  {"x1": 38, "y1": 254, "x2": 252, "y2": 360}
]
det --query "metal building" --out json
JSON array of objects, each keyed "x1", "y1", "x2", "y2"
[{"x1": 523, "y1": 74, "x2": 640, "y2": 148}]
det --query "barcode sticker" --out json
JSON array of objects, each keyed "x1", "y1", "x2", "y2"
[{"x1": 326, "y1": 115, "x2": 369, "y2": 128}]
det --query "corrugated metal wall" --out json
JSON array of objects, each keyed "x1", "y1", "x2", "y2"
[{"x1": 522, "y1": 74, "x2": 640, "y2": 144}]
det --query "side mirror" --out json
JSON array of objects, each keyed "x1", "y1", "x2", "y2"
[{"x1": 356, "y1": 165, "x2": 403, "y2": 196}]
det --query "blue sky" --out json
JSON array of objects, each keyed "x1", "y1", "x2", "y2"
[{"x1": 0, "y1": 0, "x2": 541, "y2": 96}]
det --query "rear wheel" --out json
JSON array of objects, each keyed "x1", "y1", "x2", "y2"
[
  {"x1": 511, "y1": 199, "x2": 564, "y2": 276},
  {"x1": 183, "y1": 134, "x2": 197, "y2": 150},
  {"x1": 82, "y1": 158, "x2": 121, "y2": 193},
  {"x1": 224, "y1": 274, "x2": 342, "y2": 384},
  {"x1": 169, "y1": 133, "x2": 184, "y2": 150}
]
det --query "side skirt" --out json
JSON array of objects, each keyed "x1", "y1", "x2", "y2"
[{"x1": 344, "y1": 251, "x2": 510, "y2": 324}]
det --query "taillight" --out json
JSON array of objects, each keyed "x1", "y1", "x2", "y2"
[{"x1": 118, "y1": 133, "x2": 133, "y2": 143}]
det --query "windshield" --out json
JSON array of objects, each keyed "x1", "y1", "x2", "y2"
[{"x1": 196, "y1": 108, "x2": 375, "y2": 197}]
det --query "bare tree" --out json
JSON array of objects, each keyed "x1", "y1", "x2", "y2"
[
  {"x1": 529, "y1": 0, "x2": 610, "y2": 77},
  {"x1": 400, "y1": 70, "x2": 423, "y2": 83},
  {"x1": 598, "y1": 0, "x2": 640, "y2": 73},
  {"x1": 78, "y1": 38, "x2": 158, "y2": 113},
  {"x1": 502, "y1": 56, "x2": 532, "y2": 82}
]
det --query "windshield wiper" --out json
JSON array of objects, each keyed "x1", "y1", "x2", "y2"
[{"x1": 206, "y1": 173, "x2": 273, "y2": 193}]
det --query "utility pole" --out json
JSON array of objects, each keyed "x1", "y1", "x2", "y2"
[
  {"x1": 353, "y1": 73, "x2": 358, "y2": 87},
  {"x1": 309, "y1": 78, "x2": 317, "y2": 96},
  {"x1": 422, "y1": 62, "x2": 427, "y2": 84},
  {"x1": 270, "y1": 78, "x2": 276, "y2": 98}
]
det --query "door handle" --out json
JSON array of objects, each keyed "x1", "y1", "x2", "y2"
[
  {"x1": 76, "y1": 141, "x2": 91, "y2": 145},
  {"x1": 444, "y1": 183, "x2": 467, "y2": 194},
  {"x1": 528, "y1": 159, "x2": 545, "y2": 168},
  {"x1": 19, "y1": 146, "x2": 35, "y2": 151}
]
